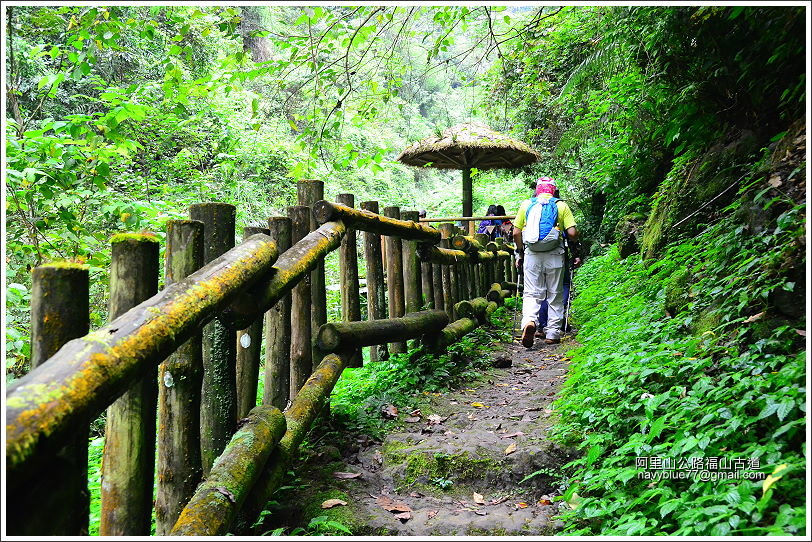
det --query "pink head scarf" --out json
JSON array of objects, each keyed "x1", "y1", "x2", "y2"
[{"x1": 535, "y1": 176, "x2": 557, "y2": 196}]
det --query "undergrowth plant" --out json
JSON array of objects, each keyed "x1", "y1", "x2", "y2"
[
  {"x1": 551, "y1": 183, "x2": 806, "y2": 535},
  {"x1": 329, "y1": 308, "x2": 511, "y2": 438}
]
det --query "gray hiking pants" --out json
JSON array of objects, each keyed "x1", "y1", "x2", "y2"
[{"x1": 521, "y1": 247, "x2": 565, "y2": 340}]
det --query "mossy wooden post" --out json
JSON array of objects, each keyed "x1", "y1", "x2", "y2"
[
  {"x1": 401, "y1": 210, "x2": 422, "y2": 314},
  {"x1": 289, "y1": 205, "x2": 312, "y2": 398},
  {"x1": 360, "y1": 200, "x2": 388, "y2": 362},
  {"x1": 474, "y1": 233, "x2": 490, "y2": 296},
  {"x1": 438, "y1": 223, "x2": 456, "y2": 320},
  {"x1": 236, "y1": 226, "x2": 270, "y2": 418},
  {"x1": 297, "y1": 180, "x2": 326, "y2": 363},
  {"x1": 6, "y1": 263, "x2": 90, "y2": 536},
  {"x1": 100, "y1": 234, "x2": 160, "y2": 536},
  {"x1": 336, "y1": 194, "x2": 363, "y2": 367},
  {"x1": 263, "y1": 217, "x2": 292, "y2": 409},
  {"x1": 431, "y1": 253, "x2": 444, "y2": 312},
  {"x1": 384, "y1": 206, "x2": 406, "y2": 353},
  {"x1": 155, "y1": 220, "x2": 204, "y2": 535},
  {"x1": 189, "y1": 202, "x2": 237, "y2": 476}
]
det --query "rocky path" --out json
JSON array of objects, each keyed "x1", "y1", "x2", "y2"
[{"x1": 253, "y1": 334, "x2": 579, "y2": 536}]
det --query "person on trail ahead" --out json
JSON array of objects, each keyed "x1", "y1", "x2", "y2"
[
  {"x1": 477, "y1": 204, "x2": 503, "y2": 240},
  {"x1": 495, "y1": 204, "x2": 514, "y2": 239},
  {"x1": 513, "y1": 177, "x2": 580, "y2": 348}
]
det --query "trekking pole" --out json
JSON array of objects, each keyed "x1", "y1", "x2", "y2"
[
  {"x1": 563, "y1": 265, "x2": 575, "y2": 333},
  {"x1": 512, "y1": 257, "x2": 523, "y2": 336}
]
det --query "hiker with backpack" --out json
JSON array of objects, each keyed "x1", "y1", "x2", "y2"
[{"x1": 512, "y1": 177, "x2": 580, "y2": 348}]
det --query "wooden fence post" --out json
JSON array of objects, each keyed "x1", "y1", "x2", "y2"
[
  {"x1": 360, "y1": 200, "x2": 388, "y2": 362},
  {"x1": 155, "y1": 220, "x2": 204, "y2": 535},
  {"x1": 336, "y1": 193, "x2": 363, "y2": 367},
  {"x1": 383, "y1": 206, "x2": 406, "y2": 353},
  {"x1": 297, "y1": 180, "x2": 326, "y2": 364},
  {"x1": 289, "y1": 205, "x2": 312, "y2": 398},
  {"x1": 100, "y1": 234, "x2": 160, "y2": 536},
  {"x1": 431, "y1": 252, "x2": 444, "y2": 312},
  {"x1": 401, "y1": 210, "x2": 422, "y2": 314},
  {"x1": 6, "y1": 263, "x2": 90, "y2": 536},
  {"x1": 263, "y1": 217, "x2": 292, "y2": 410},
  {"x1": 438, "y1": 223, "x2": 456, "y2": 320},
  {"x1": 189, "y1": 202, "x2": 237, "y2": 476},
  {"x1": 236, "y1": 226, "x2": 270, "y2": 418}
]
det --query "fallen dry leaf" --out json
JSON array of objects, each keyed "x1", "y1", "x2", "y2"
[
  {"x1": 490, "y1": 496, "x2": 510, "y2": 505},
  {"x1": 409, "y1": 491, "x2": 424, "y2": 498},
  {"x1": 500, "y1": 431, "x2": 525, "y2": 439},
  {"x1": 474, "y1": 510, "x2": 487, "y2": 516},
  {"x1": 427, "y1": 509, "x2": 438, "y2": 519},
  {"x1": 768, "y1": 175, "x2": 783, "y2": 187},
  {"x1": 332, "y1": 471, "x2": 362, "y2": 480},
  {"x1": 504, "y1": 442, "x2": 517, "y2": 455},
  {"x1": 404, "y1": 416, "x2": 421, "y2": 423},
  {"x1": 376, "y1": 495, "x2": 412, "y2": 514},
  {"x1": 321, "y1": 499, "x2": 347, "y2": 509},
  {"x1": 473, "y1": 492, "x2": 485, "y2": 505},
  {"x1": 796, "y1": 329, "x2": 806, "y2": 336},
  {"x1": 394, "y1": 511, "x2": 411, "y2": 522},
  {"x1": 471, "y1": 402, "x2": 488, "y2": 408},
  {"x1": 381, "y1": 404, "x2": 399, "y2": 419},
  {"x1": 517, "y1": 502, "x2": 529, "y2": 509},
  {"x1": 427, "y1": 414, "x2": 448, "y2": 425},
  {"x1": 373, "y1": 451, "x2": 383, "y2": 464},
  {"x1": 744, "y1": 312, "x2": 765, "y2": 323}
]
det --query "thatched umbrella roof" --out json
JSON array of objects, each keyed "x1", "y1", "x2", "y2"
[{"x1": 395, "y1": 122, "x2": 540, "y2": 170}]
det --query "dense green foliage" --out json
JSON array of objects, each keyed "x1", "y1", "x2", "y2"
[{"x1": 552, "y1": 177, "x2": 805, "y2": 534}]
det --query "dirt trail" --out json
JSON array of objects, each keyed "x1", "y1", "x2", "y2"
[{"x1": 254, "y1": 334, "x2": 579, "y2": 536}]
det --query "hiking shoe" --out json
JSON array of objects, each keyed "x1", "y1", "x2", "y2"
[
  {"x1": 521, "y1": 323, "x2": 536, "y2": 348},
  {"x1": 544, "y1": 338, "x2": 561, "y2": 345}
]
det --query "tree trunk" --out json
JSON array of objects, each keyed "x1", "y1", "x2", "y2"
[
  {"x1": 100, "y1": 234, "x2": 160, "y2": 536},
  {"x1": 7, "y1": 263, "x2": 90, "y2": 536},
  {"x1": 263, "y1": 217, "x2": 292, "y2": 410},
  {"x1": 297, "y1": 180, "x2": 326, "y2": 367},
  {"x1": 401, "y1": 210, "x2": 422, "y2": 315},
  {"x1": 190, "y1": 202, "x2": 237, "y2": 477},
  {"x1": 423, "y1": 317, "x2": 478, "y2": 352},
  {"x1": 336, "y1": 194, "x2": 363, "y2": 367},
  {"x1": 384, "y1": 206, "x2": 406, "y2": 353},
  {"x1": 360, "y1": 201, "x2": 388, "y2": 362},
  {"x1": 438, "y1": 224, "x2": 456, "y2": 321},
  {"x1": 155, "y1": 220, "x2": 205, "y2": 535},
  {"x1": 288, "y1": 205, "x2": 312, "y2": 399}
]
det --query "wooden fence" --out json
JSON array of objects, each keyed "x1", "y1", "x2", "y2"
[{"x1": 4, "y1": 181, "x2": 518, "y2": 536}]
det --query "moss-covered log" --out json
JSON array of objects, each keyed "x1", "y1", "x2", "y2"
[
  {"x1": 486, "y1": 283, "x2": 510, "y2": 304},
  {"x1": 170, "y1": 405, "x2": 286, "y2": 536},
  {"x1": 224, "y1": 221, "x2": 346, "y2": 327},
  {"x1": 155, "y1": 220, "x2": 205, "y2": 535},
  {"x1": 288, "y1": 205, "x2": 312, "y2": 399},
  {"x1": 485, "y1": 300, "x2": 499, "y2": 321},
  {"x1": 416, "y1": 243, "x2": 470, "y2": 265},
  {"x1": 6, "y1": 263, "x2": 90, "y2": 536},
  {"x1": 298, "y1": 180, "x2": 327, "y2": 365},
  {"x1": 316, "y1": 310, "x2": 449, "y2": 352},
  {"x1": 241, "y1": 352, "x2": 349, "y2": 523},
  {"x1": 384, "y1": 206, "x2": 407, "y2": 354},
  {"x1": 236, "y1": 226, "x2": 270, "y2": 419},
  {"x1": 313, "y1": 200, "x2": 441, "y2": 243},
  {"x1": 454, "y1": 297, "x2": 490, "y2": 321},
  {"x1": 451, "y1": 234, "x2": 485, "y2": 253},
  {"x1": 5, "y1": 234, "x2": 279, "y2": 479},
  {"x1": 360, "y1": 201, "x2": 388, "y2": 362},
  {"x1": 100, "y1": 234, "x2": 160, "y2": 535},
  {"x1": 422, "y1": 317, "x2": 479, "y2": 352},
  {"x1": 263, "y1": 217, "x2": 292, "y2": 410}
]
